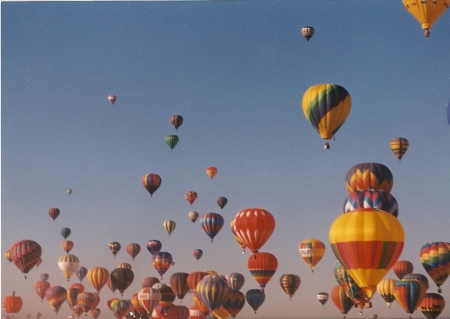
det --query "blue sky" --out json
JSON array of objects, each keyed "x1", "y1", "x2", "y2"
[{"x1": 2, "y1": 1, "x2": 450, "y2": 319}]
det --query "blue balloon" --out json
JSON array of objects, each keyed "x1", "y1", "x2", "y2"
[
  {"x1": 246, "y1": 289, "x2": 265, "y2": 313},
  {"x1": 60, "y1": 227, "x2": 71, "y2": 239}
]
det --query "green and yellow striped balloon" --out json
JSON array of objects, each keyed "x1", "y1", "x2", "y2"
[{"x1": 302, "y1": 84, "x2": 352, "y2": 148}]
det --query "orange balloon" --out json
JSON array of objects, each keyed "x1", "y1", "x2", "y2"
[
  {"x1": 247, "y1": 252, "x2": 278, "y2": 291},
  {"x1": 393, "y1": 260, "x2": 414, "y2": 280},
  {"x1": 61, "y1": 240, "x2": 74, "y2": 254},
  {"x1": 206, "y1": 167, "x2": 218, "y2": 179},
  {"x1": 185, "y1": 191, "x2": 198, "y2": 206},
  {"x1": 87, "y1": 267, "x2": 109, "y2": 294},
  {"x1": 233, "y1": 208, "x2": 275, "y2": 254}
]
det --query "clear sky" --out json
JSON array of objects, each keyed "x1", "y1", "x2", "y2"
[{"x1": 1, "y1": 1, "x2": 450, "y2": 319}]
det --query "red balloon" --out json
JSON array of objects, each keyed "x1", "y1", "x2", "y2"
[
  {"x1": 10, "y1": 240, "x2": 42, "y2": 278},
  {"x1": 142, "y1": 174, "x2": 162, "y2": 197}
]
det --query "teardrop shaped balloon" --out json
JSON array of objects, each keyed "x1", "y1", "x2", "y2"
[
  {"x1": 57, "y1": 254, "x2": 80, "y2": 281},
  {"x1": 61, "y1": 240, "x2": 74, "y2": 254},
  {"x1": 279, "y1": 274, "x2": 301, "y2": 300},
  {"x1": 205, "y1": 166, "x2": 218, "y2": 179},
  {"x1": 141, "y1": 276, "x2": 160, "y2": 289},
  {"x1": 152, "y1": 252, "x2": 173, "y2": 280},
  {"x1": 35, "y1": 280, "x2": 51, "y2": 301},
  {"x1": 193, "y1": 249, "x2": 203, "y2": 261},
  {"x1": 165, "y1": 134, "x2": 179, "y2": 150},
  {"x1": 170, "y1": 272, "x2": 189, "y2": 301},
  {"x1": 142, "y1": 173, "x2": 161, "y2": 197},
  {"x1": 188, "y1": 211, "x2": 199, "y2": 224},
  {"x1": 330, "y1": 285, "x2": 354, "y2": 315},
  {"x1": 48, "y1": 208, "x2": 60, "y2": 221},
  {"x1": 247, "y1": 252, "x2": 278, "y2": 291},
  {"x1": 60, "y1": 227, "x2": 71, "y2": 240},
  {"x1": 75, "y1": 267, "x2": 87, "y2": 282},
  {"x1": 9, "y1": 240, "x2": 42, "y2": 278},
  {"x1": 390, "y1": 137, "x2": 409, "y2": 162},
  {"x1": 402, "y1": 0, "x2": 449, "y2": 37},
  {"x1": 376, "y1": 278, "x2": 396, "y2": 308},
  {"x1": 87, "y1": 267, "x2": 109, "y2": 294},
  {"x1": 196, "y1": 274, "x2": 230, "y2": 313},
  {"x1": 126, "y1": 243, "x2": 141, "y2": 261},
  {"x1": 200, "y1": 213, "x2": 224, "y2": 242},
  {"x1": 225, "y1": 272, "x2": 245, "y2": 292},
  {"x1": 138, "y1": 287, "x2": 161, "y2": 315},
  {"x1": 216, "y1": 197, "x2": 228, "y2": 210},
  {"x1": 419, "y1": 293, "x2": 446, "y2": 319},
  {"x1": 301, "y1": 26, "x2": 315, "y2": 42},
  {"x1": 298, "y1": 238, "x2": 325, "y2": 272},
  {"x1": 170, "y1": 115, "x2": 183, "y2": 131},
  {"x1": 163, "y1": 220, "x2": 176, "y2": 236},
  {"x1": 146, "y1": 240, "x2": 162, "y2": 255},
  {"x1": 317, "y1": 292, "x2": 329, "y2": 306},
  {"x1": 107, "y1": 94, "x2": 116, "y2": 105},
  {"x1": 419, "y1": 242, "x2": 450, "y2": 293},
  {"x1": 108, "y1": 242, "x2": 121, "y2": 258},
  {"x1": 245, "y1": 289, "x2": 265, "y2": 314},
  {"x1": 221, "y1": 290, "x2": 245, "y2": 318},
  {"x1": 393, "y1": 260, "x2": 414, "y2": 280},
  {"x1": 186, "y1": 191, "x2": 198, "y2": 206},
  {"x1": 45, "y1": 286, "x2": 67, "y2": 314},
  {"x1": 110, "y1": 268, "x2": 134, "y2": 296},
  {"x1": 393, "y1": 278, "x2": 426, "y2": 314}
]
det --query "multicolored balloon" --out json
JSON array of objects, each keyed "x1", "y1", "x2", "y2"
[
  {"x1": 152, "y1": 251, "x2": 173, "y2": 279},
  {"x1": 34, "y1": 280, "x2": 50, "y2": 302},
  {"x1": 345, "y1": 162, "x2": 394, "y2": 193},
  {"x1": 376, "y1": 279, "x2": 396, "y2": 308},
  {"x1": 330, "y1": 285, "x2": 354, "y2": 316},
  {"x1": 45, "y1": 286, "x2": 67, "y2": 314},
  {"x1": 298, "y1": 239, "x2": 325, "y2": 272},
  {"x1": 138, "y1": 287, "x2": 161, "y2": 315},
  {"x1": 61, "y1": 240, "x2": 74, "y2": 254},
  {"x1": 200, "y1": 213, "x2": 224, "y2": 242},
  {"x1": 225, "y1": 272, "x2": 245, "y2": 292},
  {"x1": 170, "y1": 115, "x2": 183, "y2": 131},
  {"x1": 57, "y1": 254, "x2": 80, "y2": 281},
  {"x1": 48, "y1": 208, "x2": 60, "y2": 221},
  {"x1": 75, "y1": 267, "x2": 87, "y2": 282},
  {"x1": 186, "y1": 191, "x2": 198, "y2": 206},
  {"x1": 126, "y1": 243, "x2": 141, "y2": 261},
  {"x1": 146, "y1": 240, "x2": 162, "y2": 255},
  {"x1": 301, "y1": 26, "x2": 315, "y2": 42},
  {"x1": 109, "y1": 242, "x2": 121, "y2": 258},
  {"x1": 142, "y1": 173, "x2": 162, "y2": 197},
  {"x1": 419, "y1": 293, "x2": 446, "y2": 319},
  {"x1": 206, "y1": 166, "x2": 218, "y2": 179},
  {"x1": 393, "y1": 278, "x2": 426, "y2": 315},
  {"x1": 196, "y1": 274, "x2": 230, "y2": 313},
  {"x1": 247, "y1": 252, "x2": 278, "y2": 291},
  {"x1": 343, "y1": 189, "x2": 399, "y2": 217},
  {"x1": 317, "y1": 292, "x2": 329, "y2": 306},
  {"x1": 9, "y1": 239, "x2": 42, "y2": 278},
  {"x1": 420, "y1": 242, "x2": 450, "y2": 293},
  {"x1": 302, "y1": 83, "x2": 352, "y2": 149},
  {"x1": 279, "y1": 274, "x2": 301, "y2": 300},
  {"x1": 390, "y1": 137, "x2": 409, "y2": 162},
  {"x1": 193, "y1": 249, "x2": 203, "y2": 261}
]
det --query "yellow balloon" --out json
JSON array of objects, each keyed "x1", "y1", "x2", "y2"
[
  {"x1": 212, "y1": 306, "x2": 230, "y2": 319},
  {"x1": 402, "y1": 0, "x2": 449, "y2": 37}
]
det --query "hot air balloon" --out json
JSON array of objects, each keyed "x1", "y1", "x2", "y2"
[
  {"x1": 2, "y1": 292, "x2": 23, "y2": 315},
  {"x1": 376, "y1": 279, "x2": 396, "y2": 308},
  {"x1": 200, "y1": 213, "x2": 224, "y2": 242},
  {"x1": 221, "y1": 290, "x2": 245, "y2": 318},
  {"x1": 206, "y1": 166, "x2": 218, "y2": 179},
  {"x1": 66, "y1": 188, "x2": 72, "y2": 195},
  {"x1": 110, "y1": 268, "x2": 134, "y2": 296},
  {"x1": 247, "y1": 252, "x2": 278, "y2": 291},
  {"x1": 302, "y1": 83, "x2": 352, "y2": 149},
  {"x1": 419, "y1": 293, "x2": 446, "y2": 319},
  {"x1": 90, "y1": 308, "x2": 101, "y2": 319},
  {"x1": 225, "y1": 272, "x2": 245, "y2": 292},
  {"x1": 196, "y1": 274, "x2": 230, "y2": 313},
  {"x1": 329, "y1": 208, "x2": 404, "y2": 300},
  {"x1": 34, "y1": 280, "x2": 50, "y2": 302},
  {"x1": 9, "y1": 239, "x2": 42, "y2": 278},
  {"x1": 165, "y1": 134, "x2": 179, "y2": 151},
  {"x1": 108, "y1": 94, "x2": 116, "y2": 104},
  {"x1": 185, "y1": 191, "x2": 197, "y2": 206},
  {"x1": 130, "y1": 293, "x2": 147, "y2": 317},
  {"x1": 77, "y1": 292, "x2": 96, "y2": 312},
  {"x1": 280, "y1": 274, "x2": 301, "y2": 300},
  {"x1": 138, "y1": 287, "x2": 161, "y2": 315},
  {"x1": 118, "y1": 263, "x2": 132, "y2": 270},
  {"x1": 126, "y1": 243, "x2": 141, "y2": 261},
  {"x1": 40, "y1": 273, "x2": 49, "y2": 281},
  {"x1": 188, "y1": 211, "x2": 199, "y2": 224},
  {"x1": 48, "y1": 208, "x2": 60, "y2": 221},
  {"x1": 163, "y1": 220, "x2": 176, "y2": 236},
  {"x1": 343, "y1": 189, "x2": 399, "y2": 217},
  {"x1": 45, "y1": 286, "x2": 67, "y2": 314},
  {"x1": 301, "y1": 26, "x2": 315, "y2": 41},
  {"x1": 170, "y1": 272, "x2": 189, "y2": 301},
  {"x1": 60, "y1": 227, "x2": 71, "y2": 240},
  {"x1": 402, "y1": 0, "x2": 449, "y2": 37},
  {"x1": 345, "y1": 162, "x2": 393, "y2": 193},
  {"x1": 187, "y1": 271, "x2": 208, "y2": 293},
  {"x1": 233, "y1": 208, "x2": 275, "y2": 255},
  {"x1": 141, "y1": 276, "x2": 160, "y2": 289},
  {"x1": 230, "y1": 219, "x2": 247, "y2": 254},
  {"x1": 193, "y1": 249, "x2": 203, "y2": 261},
  {"x1": 61, "y1": 240, "x2": 74, "y2": 254},
  {"x1": 109, "y1": 242, "x2": 121, "y2": 258},
  {"x1": 390, "y1": 137, "x2": 409, "y2": 162},
  {"x1": 393, "y1": 260, "x2": 414, "y2": 279},
  {"x1": 142, "y1": 173, "x2": 162, "y2": 197},
  {"x1": 393, "y1": 278, "x2": 426, "y2": 315},
  {"x1": 245, "y1": 289, "x2": 265, "y2": 314},
  {"x1": 403, "y1": 273, "x2": 430, "y2": 291},
  {"x1": 110, "y1": 299, "x2": 130, "y2": 319},
  {"x1": 66, "y1": 286, "x2": 81, "y2": 308},
  {"x1": 330, "y1": 285, "x2": 354, "y2": 317},
  {"x1": 420, "y1": 242, "x2": 450, "y2": 293},
  {"x1": 87, "y1": 267, "x2": 109, "y2": 294},
  {"x1": 70, "y1": 282, "x2": 85, "y2": 293},
  {"x1": 298, "y1": 239, "x2": 325, "y2": 272},
  {"x1": 217, "y1": 197, "x2": 228, "y2": 209},
  {"x1": 146, "y1": 240, "x2": 162, "y2": 255},
  {"x1": 333, "y1": 261, "x2": 367, "y2": 306},
  {"x1": 152, "y1": 251, "x2": 173, "y2": 279},
  {"x1": 170, "y1": 115, "x2": 183, "y2": 130},
  {"x1": 75, "y1": 266, "x2": 88, "y2": 282},
  {"x1": 58, "y1": 254, "x2": 80, "y2": 281},
  {"x1": 317, "y1": 292, "x2": 329, "y2": 306}
]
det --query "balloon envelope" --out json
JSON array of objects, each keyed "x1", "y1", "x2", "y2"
[
  {"x1": 10, "y1": 239, "x2": 42, "y2": 276},
  {"x1": 301, "y1": 26, "x2": 315, "y2": 41},
  {"x1": 298, "y1": 239, "x2": 325, "y2": 272},
  {"x1": 142, "y1": 173, "x2": 162, "y2": 197}
]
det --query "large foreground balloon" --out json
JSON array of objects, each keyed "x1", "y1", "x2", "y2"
[
  {"x1": 298, "y1": 239, "x2": 325, "y2": 272},
  {"x1": 200, "y1": 213, "x2": 224, "y2": 242},
  {"x1": 142, "y1": 173, "x2": 161, "y2": 197},
  {"x1": 233, "y1": 208, "x2": 275, "y2": 255},
  {"x1": 345, "y1": 162, "x2": 393, "y2": 193},
  {"x1": 247, "y1": 252, "x2": 278, "y2": 291},
  {"x1": 390, "y1": 137, "x2": 409, "y2": 162},
  {"x1": 329, "y1": 208, "x2": 404, "y2": 299},
  {"x1": 402, "y1": 0, "x2": 449, "y2": 37},
  {"x1": 420, "y1": 242, "x2": 450, "y2": 293},
  {"x1": 419, "y1": 293, "x2": 446, "y2": 319},
  {"x1": 9, "y1": 239, "x2": 42, "y2": 278},
  {"x1": 302, "y1": 83, "x2": 352, "y2": 149}
]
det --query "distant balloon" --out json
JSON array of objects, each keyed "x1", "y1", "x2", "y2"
[
  {"x1": 5, "y1": 250, "x2": 12, "y2": 263},
  {"x1": 61, "y1": 240, "x2": 74, "y2": 254},
  {"x1": 200, "y1": 212, "x2": 224, "y2": 242},
  {"x1": 302, "y1": 83, "x2": 352, "y2": 149},
  {"x1": 193, "y1": 249, "x2": 203, "y2": 261},
  {"x1": 9, "y1": 239, "x2": 42, "y2": 278},
  {"x1": 60, "y1": 227, "x2": 71, "y2": 240},
  {"x1": 230, "y1": 219, "x2": 246, "y2": 253},
  {"x1": 126, "y1": 243, "x2": 141, "y2": 261},
  {"x1": 152, "y1": 251, "x2": 173, "y2": 279},
  {"x1": 317, "y1": 292, "x2": 329, "y2": 306},
  {"x1": 301, "y1": 26, "x2": 315, "y2": 41},
  {"x1": 170, "y1": 115, "x2": 184, "y2": 130},
  {"x1": 206, "y1": 166, "x2": 218, "y2": 179},
  {"x1": 390, "y1": 137, "x2": 409, "y2": 162},
  {"x1": 66, "y1": 189, "x2": 72, "y2": 195},
  {"x1": 35, "y1": 280, "x2": 51, "y2": 301},
  {"x1": 165, "y1": 134, "x2": 179, "y2": 151},
  {"x1": 186, "y1": 191, "x2": 198, "y2": 206},
  {"x1": 109, "y1": 242, "x2": 121, "y2": 258},
  {"x1": 75, "y1": 267, "x2": 87, "y2": 282},
  {"x1": 142, "y1": 173, "x2": 162, "y2": 197},
  {"x1": 298, "y1": 239, "x2": 325, "y2": 272},
  {"x1": 245, "y1": 289, "x2": 265, "y2": 314},
  {"x1": 146, "y1": 240, "x2": 162, "y2": 255},
  {"x1": 40, "y1": 273, "x2": 49, "y2": 281},
  {"x1": 110, "y1": 268, "x2": 134, "y2": 296},
  {"x1": 216, "y1": 197, "x2": 228, "y2": 209},
  {"x1": 108, "y1": 94, "x2": 116, "y2": 105},
  {"x1": 57, "y1": 254, "x2": 80, "y2": 281},
  {"x1": 393, "y1": 260, "x2": 414, "y2": 280},
  {"x1": 45, "y1": 286, "x2": 67, "y2": 314},
  {"x1": 402, "y1": 0, "x2": 449, "y2": 37},
  {"x1": 279, "y1": 274, "x2": 301, "y2": 300},
  {"x1": 48, "y1": 208, "x2": 60, "y2": 221},
  {"x1": 87, "y1": 267, "x2": 109, "y2": 294},
  {"x1": 163, "y1": 220, "x2": 176, "y2": 236},
  {"x1": 188, "y1": 211, "x2": 199, "y2": 224}
]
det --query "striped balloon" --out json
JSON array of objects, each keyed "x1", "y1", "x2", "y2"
[
  {"x1": 376, "y1": 278, "x2": 396, "y2": 307},
  {"x1": 163, "y1": 220, "x2": 176, "y2": 237},
  {"x1": 302, "y1": 84, "x2": 352, "y2": 148},
  {"x1": 87, "y1": 267, "x2": 109, "y2": 294},
  {"x1": 419, "y1": 293, "x2": 446, "y2": 319},
  {"x1": 142, "y1": 173, "x2": 162, "y2": 197},
  {"x1": 390, "y1": 137, "x2": 409, "y2": 162},
  {"x1": 330, "y1": 285, "x2": 353, "y2": 315},
  {"x1": 247, "y1": 252, "x2": 278, "y2": 291},
  {"x1": 279, "y1": 274, "x2": 301, "y2": 300},
  {"x1": 146, "y1": 240, "x2": 162, "y2": 255},
  {"x1": 126, "y1": 243, "x2": 141, "y2": 261},
  {"x1": 45, "y1": 286, "x2": 67, "y2": 314},
  {"x1": 169, "y1": 272, "x2": 189, "y2": 301},
  {"x1": 196, "y1": 274, "x2": 230, "y2": 313},
  {"x1": 138, "y1": 287, "x2": 161, "y2": 315},
  {"x1": 225, "y1": 272, "x2": 245, "y2": 292},
  {"x1": 343, "y1": 189, "x2": 399, "y2": 217},
  {"x1": 345, "y1": 162, "x2": 393, "y2": 193},
  {"x1": 200, "y1": 213, "x2": 224, "y2": 242},
  {"x1": 76, "y1": 292, "x2": 96, "y2": 312},
  {"x1": 419, "y1": 242, "x2": 450, "y2": 293},
  {"x1": 298, "y1": 239, "x2": 325, "y2": 272},
  {"x1": 151, "y1": 252, "x2": 173, "y2": 279},
  {"x1": 393, "y1": 278, "x2": 426, "y2": 314},
  {"x1": 9, "y1": 239, "x2": 42, "y2": 277},
  {"x1": 221, "y1": 290, "x2": 245, "y2": 317},
  {"x1": 245, "y1": 289, "x2": 265, "y2": 314},
  {"x1": 403, "y1": 273, "x2": 430, "y2": 291},
  {"x1": 393, "y1": 260, "x2": 414, "y2": 280},
  {"x1": 329, "y1": 208, "x2": 404, "y2": 299},
  {"x1": 57, "y1": 254, "x2": 80, "y2": 281}
]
